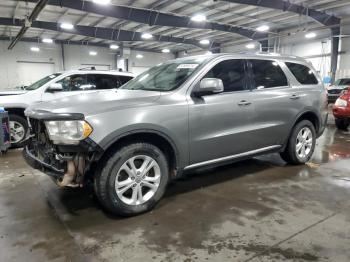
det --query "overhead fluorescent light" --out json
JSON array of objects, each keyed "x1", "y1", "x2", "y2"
[
  {"x1": 110, "y1": 44, "x2": 119, "y2": 49},
  {"x1": 199, "y1": 39, "x2": 210, "y2": 45},
  {"x1": 256, "y1": 25, "x2": 269, "y2": 32},
  {"x1": 305, "y1": 32, "x2": 317, "y2": 39},
  {"x1": 162, "y1": 48, "x2": 170, "y2": 53},
  {"x1": 136, "y1": 54, "x2": 143, "y2": 59},
  {"x1": 246, "y1": 43, "x2": 256, "y2": 49},
  {"x1": 42, "y1": 38, "x2": 53, "y2": 44},
  {"x1": 89, "y1": 51, "x2": 97, "y2": 56},
  {"x1": 92, "y1": 0, "x2": 111, "y2": 4},
  {"x1": 191, "y1": 14, "x2": 206, "y2": 22},
  {"x1": 30, "y1": 47, "x2": 40, "y2": 52},
  {"x1": 60, "y1": 23, "x2": 74, "y2": 30},
  {"x1": 141, "y1": 33, "x2": 153, "y2": 39}
]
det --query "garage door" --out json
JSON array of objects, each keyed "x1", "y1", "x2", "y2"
[{"x1": 16, "y1": 61, "x2": 56, "y2": 86}]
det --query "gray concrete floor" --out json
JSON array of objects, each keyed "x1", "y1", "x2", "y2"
[{"x1": 1, "y1": 120, "x2": 350, "y2": 262}]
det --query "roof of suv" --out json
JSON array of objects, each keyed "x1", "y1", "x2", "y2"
[
  {"x1": 58, "y1": 70, "x2": 134, "y2": 77},
  {"x1": 182, "y1": 52, "x2": 309, "y2": 64}
]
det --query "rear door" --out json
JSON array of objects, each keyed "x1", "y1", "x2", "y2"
[
  {"x1": 189, "y1": 58, "x2": 257, "y2": 165},
  {"x1": 246, "y1": 59, "x2": 303, "y2": 148}
]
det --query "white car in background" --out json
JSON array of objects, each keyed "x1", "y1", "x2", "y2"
[
  {"x1": 327, "y1": 77, "x2": 350, "y2": 103},
  {"x1": 0, "y1": 69, "x2": 134, "y2": 147}
]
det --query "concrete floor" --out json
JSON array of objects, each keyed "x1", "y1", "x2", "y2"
[{"x1": 1, "y1": 121, "x2": 350, "y2": 261}]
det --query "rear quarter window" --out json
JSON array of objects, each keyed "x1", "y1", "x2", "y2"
[{"x1": 285, "y1": 62, "x2": 318, "y2": 85}]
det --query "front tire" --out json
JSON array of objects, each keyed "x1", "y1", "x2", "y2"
[
  {"x1": 335, "y1": 118, "x2": 349, "y2": 130},
  {"x1": 94, "y1": 142, "x2": 169, "y2": 216},
  {"x1": 9, "y1": 114, "x2": 28, "y2": 148},
  {"x1": 280, "y1": 120, "x2": 316, "y2": 165}
]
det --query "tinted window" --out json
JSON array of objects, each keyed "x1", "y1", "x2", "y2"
[
  {"x1": 119, "y1": 76, "x2": 133, "y2": 85},
  {"x1": 204, "y1": 59, "x2": 246, "y2": 92},
  {"x1": 56, "y1": 74, "x2": 88, "y2": 91},
  {"x1": 285, "y1": 62, "x2": 318, "y2": 85},
  {"x1": 87, "y1": 74, "x2": 126, "y2": 90},
  {"x1": 336, "y1": 78, "x2": 350, "y2": 86},
  {"x1": 250, "y1": 60, "x2": 288, "y2": 89}
]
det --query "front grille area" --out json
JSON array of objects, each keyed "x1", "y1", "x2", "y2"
[
  {"x1": 328, "y1": 89, "x2": 342, "y2": 94},
  {"x1": 27, "y1": 118, "x2": 66, "y2": 173}
]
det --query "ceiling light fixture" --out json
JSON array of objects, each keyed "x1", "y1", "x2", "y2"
[
  {"x1": 191, "y1": 14, "x2": 206, "y2": 22},
  {"x1": 199, "y1": 39, "x2": 210, "y2": 45},
  {"x1": 89, "y1": 51, "x2": 97, "y2": 56},
  {"x1": 30, "y1": 47, "x2": 40, "y2": 52},
  {"x1": 162, "y1": 48, "x2": 170, "y2": 53},
  {"x1": 136, "y1": 54, "x2": 143, "y2": 59},
  {"x1": 256, "y1": 25, "x2": 269, "y2": 32},
  {"x1": 110, "y1": 44, "x2": 119, "y2": 49},
  {"x1": 141, "y1": 33, "x2": 153, "y2": 39},
  {"x1": 42, "y1": 38, "x2": 53, "y2": 44},
  {"x1": 305, "y1": 32, "x2": 317, "y2": 39},
  {"x1": 60, "y1": 23, "x2": 74, "y2": 30},
  {"x1": 92, "y1": 0, "x2": 111, "y2": 4},
  {"x1": 246, "y1": 43, "x2": 256, "y2": 49}
]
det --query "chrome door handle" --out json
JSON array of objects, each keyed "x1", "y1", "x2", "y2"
[
  {"x1": 238, "y1": 100, "x2": 252, "y2": 106},
  {"x1": 290, "y1": 94, "x2": 300, "y2": 100}
]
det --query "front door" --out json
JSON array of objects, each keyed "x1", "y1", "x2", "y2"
[{"x1": 189, "y1": 59, "x2": 256, "y2": 165}]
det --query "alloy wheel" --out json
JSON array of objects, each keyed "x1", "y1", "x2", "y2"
[
  {"x1": 9, "y1": 121, "x2": 25, "y2": 144},
  {"x1": 115, "y1": 155, "x2": 161, "y2": 205},
  {"x1": 295, "y1": 127, "x2": 313, "y2": 159}
]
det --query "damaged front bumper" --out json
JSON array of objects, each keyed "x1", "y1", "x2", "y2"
[{"x1": 23, "y1": 115, "x2": 103, "y2": 187}]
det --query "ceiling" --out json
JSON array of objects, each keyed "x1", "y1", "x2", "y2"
[{"x1": 0, "y1": 0, "x2": 349, "y2": 53}]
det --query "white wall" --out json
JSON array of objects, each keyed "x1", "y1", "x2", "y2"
[{"x1": 0, "y1": 41, "x2": 174, "y2": 90}]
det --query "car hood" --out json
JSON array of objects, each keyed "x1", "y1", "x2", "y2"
[
  {"x1": 0, "y1": 90, "x2": 28, "y2": 96},
  {"x1": 26, "y1": 89, "x2": 162, "y2": 117}
]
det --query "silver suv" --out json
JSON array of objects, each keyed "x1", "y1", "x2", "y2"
[{"x1": 23, "y1": 53, "x2": 328, "y2": 216}]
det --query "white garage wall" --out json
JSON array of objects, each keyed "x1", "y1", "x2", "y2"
[
  {"x1": 0, "y1": 41, "x2": 174, "y2": 90},
  {"x1": 126, "y1": 51, "x2": 175, "y2": 75}
]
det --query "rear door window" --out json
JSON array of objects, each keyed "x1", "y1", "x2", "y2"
[
  {"x1": 249, "y1": 60, "x2": 288, "y2": 89},
  {"x1": 285, "y1": 62, "x2": 318, "y2": 85}
]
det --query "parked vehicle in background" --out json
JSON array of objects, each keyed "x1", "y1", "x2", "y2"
[
  {"x1": 327, "y1": 78, "x2": 350, "y2": 103},
  {"x1": 23, "y1": 53, "x2": 327, "y2": 216},
  {"x1": 333, "y1": 87, "x2": 350, "y2": 130},
  {"x1": 0, "y1": 69, "x2": 133, "y2": 147}
]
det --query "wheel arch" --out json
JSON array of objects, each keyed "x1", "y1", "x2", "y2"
[
  {"x1": 96, "y1": 129, "x2": 181, "y2": 176},
  {"x1": 5, "y1": 107, "x2": 26, "y2": 118},
  {"x1": 282, "y1": 110, "x2": 321, "y2": 151}
]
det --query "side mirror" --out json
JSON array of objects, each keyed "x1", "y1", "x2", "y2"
[
  {"x1": 47, "y1": 83, "x2": 63, "y2": 92},
  {"x1": 194, "y1": 78, "x2": 224, "y2": 96}
]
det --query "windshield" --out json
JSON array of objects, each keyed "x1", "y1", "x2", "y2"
[
  {"x1": 335, "y1": 78, "x2": 350, "y2": 86},
  {"x1": 121, "y1": 57, "x2": 210, "y2": 91},
  {"x1": 26, "y1": 73, "x2": 61, "y2": 90}
]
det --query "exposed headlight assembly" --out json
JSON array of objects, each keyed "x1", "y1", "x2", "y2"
[
  {"x1": 335, "y1": 98, "x2": 348, "y2": 107},
  {"x1": 45, "y1": 120, "x2": 93, "y2": 145}
]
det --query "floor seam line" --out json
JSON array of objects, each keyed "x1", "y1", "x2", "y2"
[
  {"x1": 243, "y1": 211, "x2": 339, "y2": 262},
  {"x1": 33, "y1": 172, "x2": 91, "y2": 261}
]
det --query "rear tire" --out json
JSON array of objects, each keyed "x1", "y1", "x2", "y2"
[
  {"x1": 280, "y1": 120, "x2": 316, "y2": 165},
  {"x1": 9, "y1": 114, "x2": 28, "y2": 148},
  {"x1": 335, "y1": 118, "x2": 349, "y2": 130},
  {"x1": 94, "y1": 142, "x2": 169, "y2": 216}
]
